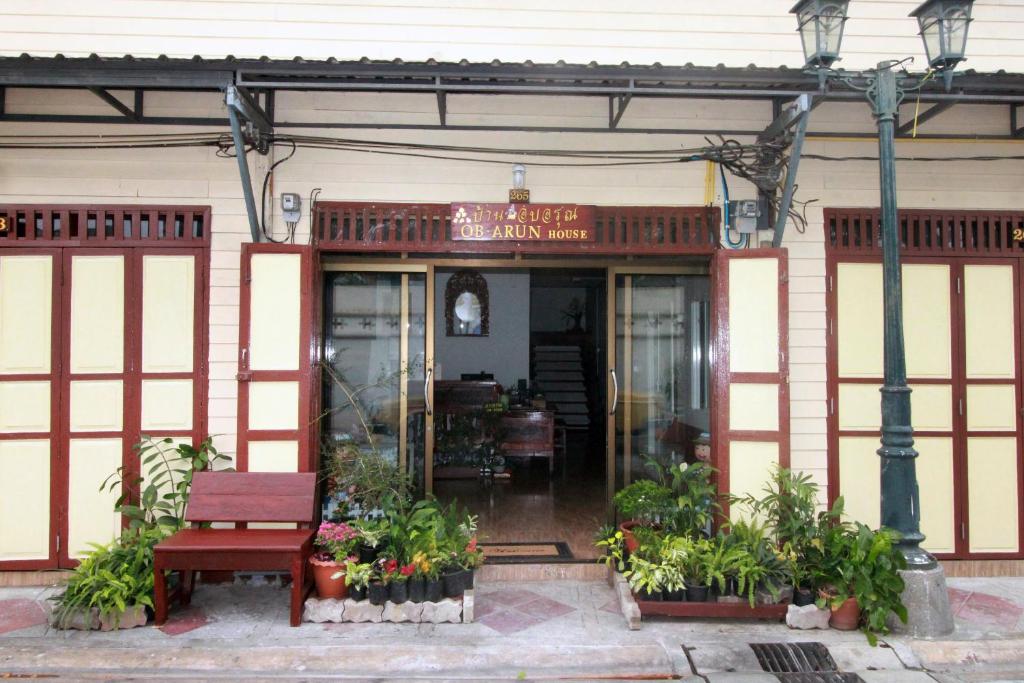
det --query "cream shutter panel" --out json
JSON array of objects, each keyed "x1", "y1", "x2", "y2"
[
  {"x1": 236, "y1": 245, "x2": 315, "y2": 475},
  {"x1": 713, "y1": 249, "x2": 790, "y2": 519}
]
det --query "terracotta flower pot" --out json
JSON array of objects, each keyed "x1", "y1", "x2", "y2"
[
  {"x1": 309, "y1": 557, "x2": 348, "y2": 600},
  {"x1": 618, "y1": 520, "x2": 645, "y2": 554},
  {"x1": 829, "y1": 597, "x2": 861, "y2": 631}
]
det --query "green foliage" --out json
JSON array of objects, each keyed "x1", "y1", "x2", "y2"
[
  {"x1": 320, "y1": 361, "x2": 413, "y2": 515},
  {"x1": 52, "y1": 435, "x2": 224, "y2": 629},
  {"x1": 595, "y1": 530, "x2": 627, "y2": 572},
  {"x1": 652, "y1": 459, "x2": 722, "y2": 538},
  {"x1": 612, "y1": 479, "x2": 673, "y2": 523},
  {"x1": 104, "y1": 436, "x2": 230, "y2": 532},
  {"x1": 623, "y1": 555, "x2": 663, "y2": 595},
  {"x1": 324, "y1": 440, "x2": 411, "y2": 517},
  {"x1": 339, "y1": 560, "x2": 374, "y2": 589},
  {"x1": 819, "y1": 522, "x2": 908, "y2": 645},
  {"x1": 598, "y1": 466, "x2": 908, "y2": 646},
  {"x1": 49, "y1": 525, "x2": 163, "y2": 628}
]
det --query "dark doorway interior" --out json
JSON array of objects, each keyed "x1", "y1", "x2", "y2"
[{"x1": 433, "y1": 268, "x2": 607, "y2": 561}]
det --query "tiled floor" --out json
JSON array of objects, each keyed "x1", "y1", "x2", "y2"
[
  {"x1": 435, "y1": 437, "x2": 607, "y2": 560},
  {"x1": 947, "y1": 581, "x2": 1024, "y2": 632},
  {"x1": 474, "y1": 587, "x2": 579, "y2": 634}
]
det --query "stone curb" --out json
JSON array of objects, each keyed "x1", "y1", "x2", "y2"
[{"x1": 302, "y1": 590, "x2": 471, "y2": 624}]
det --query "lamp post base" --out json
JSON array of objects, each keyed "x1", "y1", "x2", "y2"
[{"x1": 890, "y1": 564, "x2": 955, "y2": 638}]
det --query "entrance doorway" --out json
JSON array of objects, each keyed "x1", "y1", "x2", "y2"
[{"x1": 321, "y1": 261, "x2": 712, "y2": 561}]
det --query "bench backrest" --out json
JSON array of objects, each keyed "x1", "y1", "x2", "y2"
[{"x1": 185, "y1": 472, "x2": 317, "y2": 525}]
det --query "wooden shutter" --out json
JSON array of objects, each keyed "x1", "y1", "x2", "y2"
[
  {"x1": 236, "y1": 244, "x2": 315, "y2": 475},
  {"x1": 713, "y1": 249, "x2": 790, "y2": 518}
]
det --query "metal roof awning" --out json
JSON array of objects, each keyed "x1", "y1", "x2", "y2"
[{"x1": 2, "y1": 54, "x2": 1024, "y2": 103}]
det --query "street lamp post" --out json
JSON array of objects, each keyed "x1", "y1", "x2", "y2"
[{"x1": 790, "y1": 0, "x2": 975, "y2": 636}]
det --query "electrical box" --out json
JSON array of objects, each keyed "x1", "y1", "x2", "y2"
[
  {"x1": 728, "y1": 198, "x2": 768, "y2": 234},
  {"x1": 281, "y1": 192, "x2": 302, "y2": 223}
]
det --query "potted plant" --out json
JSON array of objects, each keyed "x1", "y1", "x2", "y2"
[
  {"x1": 652, "y1": 459, "x2": 721, "y2": 540},
  {"x1": 624, "y1": 556, "x2": 663, "y2": 602},
  {"x1": 352, "y1": 518, "x2": 388, "y2": 564},
  {"x1": 390, "y1": 561, "x2": 414, "y2": 604},
  {"x1": 49, "y1": 526, "x2": 163, "y2": 630},
  {"x1": 340, "y1": 559, "x2": 373, "y2": 601},
  {"x1": 660, "y1": 561, "x2": 686, "y2": 602},
  {"x1": 613, "y1": 479, "x2": 673, "y2": 551},
  {"x1": 370, "y1": 557, "x2": 397, "y2": 605},
  {"x1": 818, "y1": 522, "x2": 908, "y2": 641},
  {"x1": 424, "y1": 555, "x2": 445, "y2": 602},
  {"x1": 51, "y1": 436, "x2": 227, "y2": 630},
  {"x1": 702, "y1": 535, "x2": 746, "y2": 599},
  {"x1": 310, "y1": 521, "x2": 360, "y2": 599},
  {"x1": 407, "y1": 553, "x2": 429, "y2": 603}
]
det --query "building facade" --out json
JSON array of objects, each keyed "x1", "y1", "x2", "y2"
[{"x1": 1, "y1": 1, "x2": 1023, "y2": 572}]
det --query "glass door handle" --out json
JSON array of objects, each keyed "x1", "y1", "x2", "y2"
[
  {"x1": 424, "y1": 367, "x2": 433, "y2": 416},
  {"x1": 610, "y1": 367, "x2": 618, "y2": 415}
]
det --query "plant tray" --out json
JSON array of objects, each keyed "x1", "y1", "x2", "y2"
[{"x1": 635, "y1": 598, "x2": 788, "y2": 620}]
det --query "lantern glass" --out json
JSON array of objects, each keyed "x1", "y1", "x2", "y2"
[
  {"x1": 791, "y1": 0, "x2": 849, "y2": 68},
  {"x1": 911, "y1": 0, "x2": 974, "y2": 70}
]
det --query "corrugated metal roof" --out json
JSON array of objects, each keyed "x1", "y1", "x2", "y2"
[{"x1": 1, "y1": 54, "x2": 1023, "y2": 102}]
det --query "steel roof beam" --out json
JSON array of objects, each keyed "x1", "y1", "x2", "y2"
[
  {"x1": 88, "y1": 87, "x2": 139, "y2": 121},
  {"x1": 609, "y1": 91, "x2": 632, "y2": 129},
  {"x1": 1012, "y1": 104, "x2": 1024, "y2": 138},
  {"x1": 896, "y1": 101, "x2": 956, "y2": 136}
]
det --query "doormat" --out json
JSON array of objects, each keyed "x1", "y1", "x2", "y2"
[{"x1": 479, "y1": 542, "x2": 574, "y2": 563}]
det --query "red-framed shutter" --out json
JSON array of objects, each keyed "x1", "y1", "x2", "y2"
[
  {"x1": 236, "y1": 244, "x2": 315, "y2": 475},
  {"x1": 712, "y1": 248, "x2": 790, "y2": 518}
]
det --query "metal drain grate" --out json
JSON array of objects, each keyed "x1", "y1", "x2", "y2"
[{"x1": 750, "y1": 642, "x2": 864, "y2": 683}]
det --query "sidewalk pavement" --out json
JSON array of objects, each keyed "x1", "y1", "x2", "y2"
[{"x1": 0, "y1": 575, "x2": 1021, "y2": 681}]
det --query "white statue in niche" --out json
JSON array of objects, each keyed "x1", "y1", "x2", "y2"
[{"x1": 454, "y1": 291, "x2": 482, "y2": 335}]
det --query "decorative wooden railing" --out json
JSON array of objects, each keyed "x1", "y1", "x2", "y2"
[
  {"x1": 0, "y1": 205, "x2": 211, "y2": 245},
  {"x1": 314, "y1": 202, "x2": 719, "y2": 255},
  {"x1": 825, "y1": 208, "x2": 1024, "y2": 257}
]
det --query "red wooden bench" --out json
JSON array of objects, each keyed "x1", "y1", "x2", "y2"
[{"x1": 153, "y1": 472, "x2": 317, "y2": 627}]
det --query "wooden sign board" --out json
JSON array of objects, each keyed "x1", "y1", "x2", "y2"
[{"x1": 451, "y1": 203, "x2": 595, "y2": 242}]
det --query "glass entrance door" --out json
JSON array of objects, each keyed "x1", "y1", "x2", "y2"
[
  {"x1": 606, "y1": 267, "x2": 712, "y2": 507},
  {"x1": 322, "y1": 266, "x2": 432, "y2": 496}
]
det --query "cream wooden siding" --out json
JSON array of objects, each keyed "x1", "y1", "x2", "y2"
[
  {"x1": 0, "y1": 1, "x2": 1022, "y2": 72},
  {"x1": 2, "y1": 89, "x2": 1024, "y2": 487}
]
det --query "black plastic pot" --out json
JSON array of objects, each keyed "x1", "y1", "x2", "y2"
[
  {"x1": 367, "y1": 581, "x2": 388, "y2": 606},
  {"x1": 636, "y1": 588, "x2": 662, "y2": 602},
  {"x1": 390, "y1": 580, "x2": 409, "y2": 604},
  {"x1": 408, "y1": 576, "x2": 426, "y2": 603},
  {"x1": 443, "y1": 569, "x2": 464, "y2": 598},
  {"x1": 685, "y1": 585, "x2": 710, "y2": 602},
  {"x1": 425, "y1": 578, "x2": 444, "y2": 603},
  {"x1": 793, "y1": 587, "x2": 815, "y2": 607},
  {"x1": 350, "y1": 585, "x2": 367, "y2": 602},
  {"x1": 358, "y1": 544, "x2": 379, "y2": 565},
  {"x1": 663, "y1": 589, "x2": 686, "y2": 602},
  {"x1": 458, "y1": 565, "x2": 473, "y2": 593}
]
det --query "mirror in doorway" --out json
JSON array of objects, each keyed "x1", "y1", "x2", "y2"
[{"x1": 445, "y1": 269, "x2": 489, "y2": 336}]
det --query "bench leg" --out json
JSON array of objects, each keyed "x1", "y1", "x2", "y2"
[
  {"x1": 289, "y1": 555, "x2": 305, "y2": 627},
  {"x1": 180, "y1": 570, "x2": 195, "y2": 606},
  {"x1": 154, "y1": 562, "x2": 169, "y2": 626}
]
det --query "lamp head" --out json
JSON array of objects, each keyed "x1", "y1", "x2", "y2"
[{"x1": 791, "y1": 0, "x2": 850, "y2": 69}]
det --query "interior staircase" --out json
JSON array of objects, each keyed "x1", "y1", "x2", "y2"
[{"x1": 532, "y1": 345, "x2": 591, "y2": 431}]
